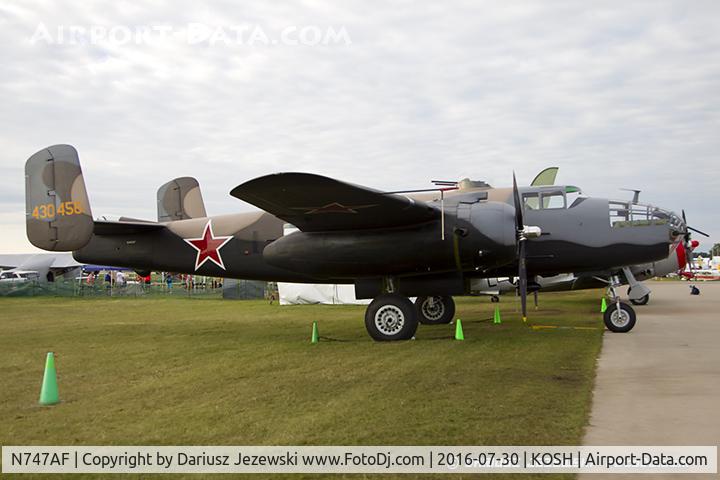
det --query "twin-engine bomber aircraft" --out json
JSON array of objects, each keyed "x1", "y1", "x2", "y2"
[{"x1": 26, "y1": 145, "x2": 689, "y2": 341}]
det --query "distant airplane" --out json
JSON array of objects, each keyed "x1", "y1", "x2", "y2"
[
  {"x1": 473, "y1": 238, "x2": 699, "y2": 306},
  {"x1": 0, "y1": 252, "x2": 82, "y2": 282}
]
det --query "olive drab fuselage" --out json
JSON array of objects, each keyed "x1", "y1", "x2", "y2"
[{"x1": 26, "y1": 145, "x2": 685, "y2": 299}]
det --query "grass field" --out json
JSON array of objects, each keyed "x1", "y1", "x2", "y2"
[{"x1": 1, "y1": 291, "x2": 605, "y2": 479}]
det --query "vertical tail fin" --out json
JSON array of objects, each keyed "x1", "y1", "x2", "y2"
[
  {"x1": 157, "y1": 177, "x2": 207, "y2": 222},
  {"x1": 25, "y1": 145, "x2": 94, "y2": 251}
]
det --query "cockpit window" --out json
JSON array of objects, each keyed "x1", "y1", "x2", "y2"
[
  {"x1": 523, "y1": 192, "x2": 539, "y2": 210},
  {"x1": 523, "y1": 190, "x2": 566, "y2": 210},
  {"x1": 541, "y1": 192, "x2": 565, "y2": 209}
]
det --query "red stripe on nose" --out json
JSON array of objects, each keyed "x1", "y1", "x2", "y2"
[{"x1": 676, "y1": 241, "x2": 687, "y2": 270}]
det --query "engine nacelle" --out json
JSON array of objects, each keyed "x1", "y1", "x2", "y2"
[
  {"x1": 455, "y1": 201, "x2": 517, "y2": 269},
  {"x1": 263, "y1": 201, "x2": 518, "y2": 278}
]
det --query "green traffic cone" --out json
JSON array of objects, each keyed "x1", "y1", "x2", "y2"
[
  {"x1": 311, "y1": 321, "x2": 319, "y2": 344},
  {"x1": 39, "y1": 352, "x2": 59, "y2": 406},
  {"x1": 455, "y1": 319, "x2": 465, "y2": 341},
  {"x1": 494, "y1": 306, "x2": 502, "y2": 324},
  {"x1": 601, "y1": 297, "x2": 607, "y2": 313}
]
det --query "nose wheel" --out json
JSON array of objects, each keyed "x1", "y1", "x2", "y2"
[
  {"x1": 365, "y1": 293, "x2": 419, "y2": 341},
  {"x1": 415, "y1": 295, "x2": 455, "y2": 325},
  {"x1": 603, "y1": 302, "x2": 636, "y2": 332},
  {"x1": 603, "y1": 275, "x2": 637, "y2": 333}
]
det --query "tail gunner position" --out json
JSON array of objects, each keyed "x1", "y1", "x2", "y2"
[{"x1": 25, "y1": 145, "x2": 688, "y2": 340}]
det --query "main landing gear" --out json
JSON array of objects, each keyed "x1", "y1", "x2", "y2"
[
  {"x1": 415, "y1": 295, "x2": 455, "y2": 325},
  {"x1": 364, "y1": 293, "x2": 456, "y2": 341},
  {"x1": 365, "y1": 293, "x2": 419, "y2": 341},
  {"x1": 627, "y1": 287, "x2": 650, "y2": 305},
  {"x1": 623, "y1": 266, "x2": 651, "y2": 306},
  {"x1": 603, "y1": 275, "x2": 637, "y2": 333}
]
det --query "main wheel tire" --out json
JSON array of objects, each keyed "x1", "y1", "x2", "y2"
[
  {"x1": 365, "y1": 294, "x2": 419, "y2": 341},
  {"x1": 603, "y1": 302, "x2": 637, "y2": 333},
  {"x1": 415, "y1": 295, "x2": 455, "y2": 325},
  {"x1": 490, "y1": 295, "x2": 500, "y2": 303},
  {"x1": 630, "y1": 294, "x2": 649, "y2": 306}
]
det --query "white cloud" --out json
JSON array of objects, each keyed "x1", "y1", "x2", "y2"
[{"x1": 1, "y1": 0, "x2": 719, "y2": 252}]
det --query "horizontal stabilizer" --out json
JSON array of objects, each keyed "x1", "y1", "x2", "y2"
[
  {"x1": 231, "y1": 173, "x2": 439, "y2": 232},
  {"x1": 93, "y1": 220, "x2": 165, "y2": 236}
]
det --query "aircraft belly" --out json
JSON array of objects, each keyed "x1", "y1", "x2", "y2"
[
  {"x1": 263, "y1": 231, "x2": 455, "y2": 276},
  {"x1": 73, "y1": 231, "x2": 320, "y2": 283}
]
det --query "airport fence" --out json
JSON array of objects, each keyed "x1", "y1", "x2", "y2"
[{"x1": 0, "y1": 280, "x2": 268, "y2": 300}]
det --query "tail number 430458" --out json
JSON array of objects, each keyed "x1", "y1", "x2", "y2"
[{"x1": 31, "y1": 201, "x2": 84, "y2": 219}]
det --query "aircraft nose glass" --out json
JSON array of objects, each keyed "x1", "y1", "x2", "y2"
[
  {"x1": 609, "y1": 201, "x2": 685, "y2": 240},
  {"x1": 655, "y1": 209, "x2": 685, "y2": 236},
  {"x1": 669, "y1": 213, "x2": 685, "y2": 235}
]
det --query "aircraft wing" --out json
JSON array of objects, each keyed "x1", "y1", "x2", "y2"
[
  {"x1": 48, "y1": 252, "x2": 83, "y2": 269},
  {"x1": 231, "y1": 173, "x2": 440, "y2": 232},
  {"x1": 0, "y1": 253, "x2": 82, "y2": 271},
  {"x1": 0, "y1": 254, "x2": 32, "y2": 270}
]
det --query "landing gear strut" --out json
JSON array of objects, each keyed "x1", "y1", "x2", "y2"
[
  {"x1": 415, "y1": 295, "x2": 455, "y2": 325},
  {"x1": 365, "y1": 293, "x2": 419, "y2": 341},
  {"x1": 627, "y1": 287, "x2": 650, "y2": 305},
  {"x1": 603, "y1": 275, "x2": 637, "y2": 333}
]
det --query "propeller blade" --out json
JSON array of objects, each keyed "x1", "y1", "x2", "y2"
[
  {"x1": 682, "y1": 209, "x2": 709, "y2": 237},
  {"x1": 512, "y1": 172, "x2": 523, "y2": 231},
  {"x1": 687, "y1": 226, "x2": 710, "y2": 237},
  {"x1": 518, "y1": 240, "x2": 528, "y2": 321}
]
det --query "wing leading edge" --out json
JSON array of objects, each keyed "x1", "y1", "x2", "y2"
[{"x1": 230, "y1": 173, "x2": 440, "y2": 232}]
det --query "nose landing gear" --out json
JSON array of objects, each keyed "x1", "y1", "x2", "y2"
[{"x1": 603, "y1": 275, "x2": 637, "y2": 333}]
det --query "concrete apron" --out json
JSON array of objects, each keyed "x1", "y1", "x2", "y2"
[{"x1": 581, "y1": 281, "x2": 720, "y2": 480}]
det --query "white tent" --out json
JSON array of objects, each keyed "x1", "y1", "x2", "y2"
[{"x1": 278, "y1": 282, "x2": 370, "y2": 305}]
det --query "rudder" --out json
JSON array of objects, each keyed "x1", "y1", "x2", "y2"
[
  {"x1": 25, "y1": 145, "x2": 94, "y2": 251},
  {"x1": 157, "y1": 177, "x2": 207, "y2": 222}
]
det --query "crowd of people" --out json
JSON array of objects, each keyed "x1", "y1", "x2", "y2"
[{"x1": 83, "y1": 270, "x2": 224, "y2": 292}]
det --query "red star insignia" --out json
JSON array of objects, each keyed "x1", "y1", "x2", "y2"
[{"x1": 184, "y1": 220, "x2": 233, "y2": 271}]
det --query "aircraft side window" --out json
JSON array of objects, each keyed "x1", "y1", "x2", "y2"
[
  {"x1": 566, "y1": 191, "x2": 581, "y2": 207},
  {"x1": 523, "y1": 192, "x2": 539, "y2": 210},
  {"x1": 540, "y1": 192, "x2": 566, "y2": 209},
  {"x1": 524, "y1": 191, "x2": 567, "y2": 209}
]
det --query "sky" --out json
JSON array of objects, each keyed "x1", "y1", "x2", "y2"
[{"x1": 1, "y1": 0, "x2": 719, "y2": 253}]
